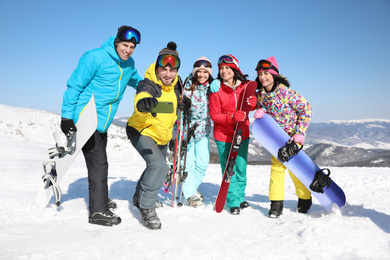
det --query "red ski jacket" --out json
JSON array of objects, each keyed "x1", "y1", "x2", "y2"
[{"x1": 209, "y1": 80, "x2": 252, "y2": 143}]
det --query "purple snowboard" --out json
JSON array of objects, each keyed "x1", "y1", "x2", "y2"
[{"x1": 252, "y1": 114, "x2": 346, "y2": 212}]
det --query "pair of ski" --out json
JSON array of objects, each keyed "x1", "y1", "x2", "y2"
[
  {"x1": 164, "y1": 109, "x2": 197, "y2": 207},
  {"x1": 164, "y1": 78, "x2": 198, "y2": 207}
]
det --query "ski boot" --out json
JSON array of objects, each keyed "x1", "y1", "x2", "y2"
[
  {"x1": 89, "y1": 210, "x2": 121, "y2": 226},
  {"x1": 187, "y1": 195, "x2": 203, "y2": 207},
  {"x1": 297, "y1": 198, "x2": 312, "y2": 213},
  {"x1": 269, "y1": 200, "x2": 283, "y2": 218},
  {"x1": 240, "y1": 201, "x2": 250, "y2": 210},
  {"x1": 139, "y1": 208, "x2": 161, "y2": 230},
  {"x1": 230, "y1": 207, "x2": 240, "y2": 215}
]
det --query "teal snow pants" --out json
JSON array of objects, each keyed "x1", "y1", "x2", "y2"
[{"x1": 215, "y1": 138, "x2": 249, "y2": 209}]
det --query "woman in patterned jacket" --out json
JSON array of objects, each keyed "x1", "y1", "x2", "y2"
[
  {"x1": 182, "y1": 57, "x2": 213, "y2": 207},
  {"x1": 254, "y1": 56, "x2": 313, "y2": 218}
]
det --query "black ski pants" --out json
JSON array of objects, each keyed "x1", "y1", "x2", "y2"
[{"x1": 82, "y1": 130, "x2": 109, "y2": 213}]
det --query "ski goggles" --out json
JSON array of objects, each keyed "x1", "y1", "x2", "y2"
[
  {"x1": 217, "y1": 55, "x2": 239, "y2": 68},
  {"x1": 117, "y1": 27, "x2": 141, "y2": 44},
  {"x1": 255, "y1": 60, "x2": 279, "y2": 74},
  {"x1": 193, "y1": 60, "x2": 212, "y2": 68},
  {"x1": 157, "y1": 54, "x2": 180, "y2": 69}
]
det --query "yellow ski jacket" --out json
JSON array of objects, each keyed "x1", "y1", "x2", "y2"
[{"x1": 127, "y1": 62, "x2": 181, "y2": 145}]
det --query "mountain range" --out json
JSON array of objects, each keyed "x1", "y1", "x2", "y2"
[
  {"x1": 113, "y1": 116, "x2": 390, "y2": 167},
  {"x1": 0, "y1": 103, "x2": 389, "y2": 167}
]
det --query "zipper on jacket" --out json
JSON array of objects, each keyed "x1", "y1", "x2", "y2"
[
  {"x1": 103, "y1": 63, "x2": 122, "y2": 131},
  {"x1": 234, "y1": 89, "x2": 238, "y2": 109}
]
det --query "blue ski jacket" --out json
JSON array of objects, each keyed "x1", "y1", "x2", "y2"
[{"x1": 61, "y1": 36, "x2": 142, "y2": 133}]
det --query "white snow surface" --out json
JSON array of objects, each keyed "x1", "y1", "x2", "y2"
[{"x1": 1, "y1": 104, "x2": 390, "y2": 259}]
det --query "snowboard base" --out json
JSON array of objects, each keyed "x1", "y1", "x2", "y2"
[{"x1": 252, "y1": 114, "x2": 346, "y2": 212}]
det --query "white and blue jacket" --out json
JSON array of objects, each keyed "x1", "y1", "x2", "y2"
[{"x1": 183, "y1": 74, "x2": 211, "y2": 141}]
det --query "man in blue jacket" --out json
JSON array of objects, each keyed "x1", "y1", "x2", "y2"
[{"x1": 60, "y1": 25, "x2": 142, "y2": 226}]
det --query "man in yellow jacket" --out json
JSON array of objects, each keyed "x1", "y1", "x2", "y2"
[{"x1": 126, "y1": 42, "x2": 191, "y2": 230}]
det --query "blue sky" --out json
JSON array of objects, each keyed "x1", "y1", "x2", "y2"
[{"x1": 1, "y1": 0, "x2": 389, "y2": 122}]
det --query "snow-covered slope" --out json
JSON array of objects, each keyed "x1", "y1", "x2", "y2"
[{"x1": 0, "y1": 104, "x2": 390, "y2": 259}]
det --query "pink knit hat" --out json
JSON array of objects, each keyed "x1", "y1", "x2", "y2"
[
  {"x1": 256, "y1": 56, "x2": 279, "y2": 76},
  {"x1": 192, "y1": 56, "x2": 213, "y2": 76}
]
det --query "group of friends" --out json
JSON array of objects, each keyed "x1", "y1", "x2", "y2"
[{"x1": 60, "y1": 25, "x2": 313, "y2": 230}]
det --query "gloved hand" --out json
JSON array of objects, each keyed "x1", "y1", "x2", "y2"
[
  {"x1": 210, "y1": 79, "x2": 221, "y2": 93},
  {"x1": 137, "y1": 97, "x2": 158, "y2": 112},
  {"x1": 232, "y1": 110, "x2": 246, "y2": 122},
  {"x1": 178, "y1": 95, "x2": 192, "y2": 111},
  {"x1": 254, "y1": 109, "x2": 265, "y2": 119},
  {"x1": 247, "y1": 95, "x2": 257, "y2": 109},
  {"x1": 291, "y1": 134, "x2": 305, "y2": 145},
  {"x1": 60, "y1": 118, "x2": 77, "y2": 136}
]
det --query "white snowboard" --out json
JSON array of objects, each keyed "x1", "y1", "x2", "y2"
[{"x1": 36, "y1": 94, "x2": 97, "y2": 208}]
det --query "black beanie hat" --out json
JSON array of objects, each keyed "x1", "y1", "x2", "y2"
[{"x1": 114, "y1": 25, "x2": 140, "y2": 45}]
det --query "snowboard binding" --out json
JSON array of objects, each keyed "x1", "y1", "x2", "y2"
[
  {"x1": 310, "y1": 168, "x2": 332, "y2": 193},
  {"x1": 278, "y1": 139, "x2": 302, "y2": 162},
  {"x1": 225, "y1": 157, "x2": 236, "y2": 183},
  {"x1": 42, "y1": 161, "x2": 62, "y2": 206},
  {"x1": 224, "y1": 129, "x2": 242, "y2": 183},
  {"x1": 47, "y1": 131, "x2": 77, "y2": 159},
  {"x1": 41, "y1": 131, "x2": 76, "y2": 207}
]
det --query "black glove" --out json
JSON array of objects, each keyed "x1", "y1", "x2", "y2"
[
  {"x1": 178, "y1": 95, "x2": 192, "y2": 111},
  {"x1": 60, "y1": 118, "x2": 77, "y2": 136},
  {"x1": 137, "y1": 97, "x2": 158, "y2": 112}
]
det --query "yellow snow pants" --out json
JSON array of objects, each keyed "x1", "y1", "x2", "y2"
[{"x1": 269, "y1": 156, "x2": 311, "y2": 201}]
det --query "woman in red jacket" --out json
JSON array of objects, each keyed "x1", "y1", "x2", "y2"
[{"x1": 209, "y1": 54, "x2": 257, "y2": 215}]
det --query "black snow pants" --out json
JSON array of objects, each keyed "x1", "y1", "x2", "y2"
[{"x1": 82, "y1": 131, "x2": 109, "y2": 213}]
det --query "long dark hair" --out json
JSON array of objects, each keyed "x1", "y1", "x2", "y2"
[
  {"x1": 255, "y1": 74, "x2": 290, "y2": 92},
  {"x1": 217, "y1": 67, "x2": 248, "y2": 86}
]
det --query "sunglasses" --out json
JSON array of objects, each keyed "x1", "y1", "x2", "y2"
[
  {"x1": 255, "y1": 60, "x2": 279, "y2": 74},
  {"x1": 217, "y1": 55, "x2": 238, "y2": 67},
  {"x1": 193, "y1": 60, "x2": 212, "y2": 68},
  {"x1": 118, "y1": 27, "x2": 141, "y2": 44},
  {"x1": 157, "y1": 54, "x2": 180, "y2": 69}
]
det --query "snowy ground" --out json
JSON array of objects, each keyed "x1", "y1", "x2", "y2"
[
  {"x1": 0, "y1": 104, "x2": 389, "y2": 259},
  {"x1": 1, "y1": 135, "x2": 390, "y2": 260}
]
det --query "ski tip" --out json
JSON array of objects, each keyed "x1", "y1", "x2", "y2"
[{"x1": 214, "y1": 204, "x2": 223, "y2": 213}]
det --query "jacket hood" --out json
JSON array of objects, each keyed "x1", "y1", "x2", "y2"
[
  {"x1": 101, "y1": 36, "x2": 121, "y2": 62},
  {"x1": 144, "y1": 62, "x2": 178, "y2": 93}
]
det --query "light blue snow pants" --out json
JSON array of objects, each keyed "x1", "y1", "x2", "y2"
[{"x1": 182, "y1": 137, "x2": 210, "y2": 200}]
